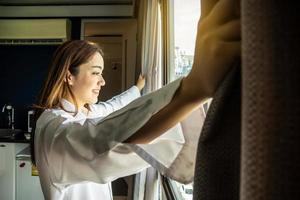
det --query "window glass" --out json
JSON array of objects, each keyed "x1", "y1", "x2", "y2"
[
  {"x1": 173, "y1": 181, "x2": 194, "y2": 200},
  {"x1": 173, "y1": 0, "x2": 200, "y2": 79},
  {"x1": 168, "y1": 0, "x2": 200, "y2": 199}
]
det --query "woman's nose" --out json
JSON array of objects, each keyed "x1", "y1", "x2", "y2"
[{"x1": 100, "y1": 76, "x2": 105, "y2": 86}]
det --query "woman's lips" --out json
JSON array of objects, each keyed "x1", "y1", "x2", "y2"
[{"x1": 92, "y1": 89, "x2": 100, "y2": 94}]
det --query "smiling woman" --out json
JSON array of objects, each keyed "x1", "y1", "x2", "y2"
[
  {"x1": 31, "y1": 40, "x2": 148, "y2": 200},
  {"x1": 64, "y1": 52, "x2": 106, "y2": 110},
  {"x1": 31, "y1": 0, "x2": 240, "y2": 197},
  {"x1": 31, "y1": 40, "x2": 105, "y2": 161},
  {"x1": 32, "y1": 40, "x2": 105, "y2": 115}
]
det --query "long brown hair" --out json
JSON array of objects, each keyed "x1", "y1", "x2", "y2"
[{"x1": 31, "y1": 40, "x2": 103, "y2": 165}]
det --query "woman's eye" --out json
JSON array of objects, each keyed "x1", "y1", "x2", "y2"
[{"x1": 92, "y1": 72, "x2": 101, "y2": 75}]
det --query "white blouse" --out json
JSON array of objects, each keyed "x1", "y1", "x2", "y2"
[{"x1": 35, "y1": 78, "x2": 200, "y2": 200}]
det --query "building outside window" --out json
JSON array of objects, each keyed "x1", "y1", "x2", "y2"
[
  {"x1": 173, "y1": 0, "x2": 200, "y2": 80},
  {"x1": 168, "y1": 0, "x2": 200, "y2": 199}
]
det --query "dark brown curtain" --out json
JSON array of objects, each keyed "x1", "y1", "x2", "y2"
[
  {"x1": 193, "y1": 0, "x2": 300, "y2": 199},
  {"x1": 193, "y1": 64, "x2": 241, "y2": 200},
  {"x1": 241, "y1": 0, "x2": 300, "y2": 199}
]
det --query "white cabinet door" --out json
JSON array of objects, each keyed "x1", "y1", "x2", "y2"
[
  {"x1": 0, "y1": 143, "x2": 29, "y2": 200},
  {"x1": 16, "y1": 160, "x2": 44, "y2": 200},
  {"x1": 0, "y1": 143, "x2": 15, "y2": 200}
]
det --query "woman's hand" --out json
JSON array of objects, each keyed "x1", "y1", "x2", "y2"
[
  {"x1": 184, "y1": 0, "x2": 241, "y2": 100},
  {"x1": 136, "y1": 74, "x2": 146, "y2": 91},
  {"x1": 126, "y1": 0, "x2": 241, "y2": 144}
]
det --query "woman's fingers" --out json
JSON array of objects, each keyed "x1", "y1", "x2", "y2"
[
  {"x1": 194, "y1": 19, "x2": 240, "y2": 63},
  {"x1": 189, "y1": 40, "x2": 240, "y2": 97},
  {"x1": 216, "y1": 41, "x2": 241, "y2": 66},
  {"x1": 136, "y1": 74, "x2": 146, "y2": 91},
  {"x1": 196, "y1": 0, "x2": 240, "y2": 42},
  {"x1": 185, "y1": 0, "x2": 241, "y2": 98},
  {"x1": 205, "y1": 0, "x2": 240, "y2": 27},
  {"x1": 210, "y1": 41, "x2": 241, "y2": 92},
  {"x1": 214, "y1": 19, "x2": 241, "y2": 41},
  {"x1": 189, "y1": 20, "x2": 241, "y2": 97},
  {"x1": 212, "y1": 40, "x2": 241, "y2": 83},
  {"x1": 200, "y1": 0, "x2": 219, "y2": 19}
]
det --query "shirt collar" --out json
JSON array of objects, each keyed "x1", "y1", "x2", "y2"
[
  {"x1": 60, "y1": 99, "x2": 101, "y2": 121},
  {"x1": 60, "y1": 98, "x2": 90, "y2": 119},
  {"x1": 61, "y1": 98, "x2": 76, "y2": 113}
]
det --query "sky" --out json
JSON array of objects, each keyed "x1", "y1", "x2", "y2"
[{"x1": 174, "y1": 0, "x2": 201, "y2": 55}]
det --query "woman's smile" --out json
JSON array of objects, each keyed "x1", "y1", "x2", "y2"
[{"x1": 92, "y1": 89, "x2": 100, "y2": 95}]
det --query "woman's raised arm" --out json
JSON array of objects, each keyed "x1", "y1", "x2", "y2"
[{"x1": 126, "y1": 0, "x2": 240, "y2": 144}]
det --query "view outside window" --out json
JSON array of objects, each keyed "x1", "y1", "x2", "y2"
[
  {"x1": 174, "y1": 0, "x2": 200, "y2": 79},
  {"x1": 170, "y1": 0, "x2": 200, "y2": 199}
]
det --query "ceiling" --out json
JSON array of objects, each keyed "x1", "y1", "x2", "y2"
[
  {"x1": 0, "y1": 0, "x2": 133, "y2": 6},
  {"x1": 0, "y1": 0, "x2": 137, "y2": 17}
]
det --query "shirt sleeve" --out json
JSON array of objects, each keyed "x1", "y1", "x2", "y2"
[
  {"x1": 128, "y1": 107, "x2": 205, "y2": 184},
  {"x1": 35, "y1": 77, "x2": 202, "y2": 187},
  {"x1": 93, "y1": 86, "x2": 141, "y2": 116}
]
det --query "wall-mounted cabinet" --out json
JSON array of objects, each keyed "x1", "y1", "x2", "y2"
[
  {"x1": 82, "y1": 19, "x2": 138, "y2": 100},
  {"x1": 0, "y1": 0, "x2": 136, "y2": 17}
]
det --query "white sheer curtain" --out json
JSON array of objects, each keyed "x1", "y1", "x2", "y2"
[
  {"x1": 133, "y1": 1, "x2": 207, "y2": 199},
  {"x1": 133, "y1": 0, "x2": 163, "y2": 199},
  {"x1": 140, "y1": 0, "x2": 163, "y2": 93}
]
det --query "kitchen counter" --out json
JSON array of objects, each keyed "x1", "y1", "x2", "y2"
[{"x1": 0, "y1": 134, "x2": 30, "y2": 143}]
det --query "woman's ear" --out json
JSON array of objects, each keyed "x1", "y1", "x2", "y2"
[{"x1": 65, "y1": 70, "x2": 74, "y2": 86}]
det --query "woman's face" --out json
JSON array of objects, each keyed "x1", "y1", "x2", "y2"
[{"x1": 68, "y1": 52, "x2": 105, "y2": 107}]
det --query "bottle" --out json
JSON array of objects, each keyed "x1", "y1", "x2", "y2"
[
  {"x1": 28, "y1": 110, "x2": 35, "y2": 133},
  {"x1": 1, "y1": 103, "x2": 14, "y2": 129}
]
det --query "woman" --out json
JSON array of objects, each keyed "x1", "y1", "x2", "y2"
[{"x1": 32, "y1": 0, "x2": 240, "y2": 199}]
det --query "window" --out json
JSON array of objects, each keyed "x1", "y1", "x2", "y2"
[
  {"x1": 172, "y1": 0, "x2": 200, "y2": 80},
  {"x1": 166, "y1": 0, "x2": 200, "y2": 199},
  {"x1": 177, "y1": 181, "x2": 194, "y2": 200}
]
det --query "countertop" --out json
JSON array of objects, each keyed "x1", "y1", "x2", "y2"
[
  {"x1": 0, "y1": 133, "x2": 30, "y2": 143},
  {"x1": 16, "y1": 146, "x2": 31, "y2": 160}
]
